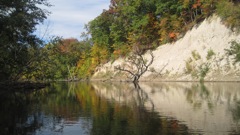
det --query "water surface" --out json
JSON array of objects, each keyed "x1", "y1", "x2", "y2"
[{"x1": 0, "y1": 82, "x2": 240, "y2": 135}]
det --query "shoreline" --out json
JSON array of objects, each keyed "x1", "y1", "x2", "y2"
[
  {"x1": 89, "y1": 78, "x2": 240, "y2": 83},
  {"x1": 0, "y1": 81, "x2": 50, "y2": 95}
]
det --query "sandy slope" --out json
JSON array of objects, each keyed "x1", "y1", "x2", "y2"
[{"x1": 93, "y1": 15, "x2": 240, "y2": 81}]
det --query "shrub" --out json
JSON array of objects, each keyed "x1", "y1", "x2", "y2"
[
  {"x1": 225, "y1": 41, "x2": 240, "y2": 64},
  {"x1": 199, "y1": 63, "x2": 210, "y2": 82},
  {"x1": 149, "y1": 67, "x2": 156, "y2": 72},
  {"x1": 185, "y1": 58, "x2": 193, "y2": 74},
  {"x1": 206, "y1": 49, "x2": 215, "y2": 60},
  {"x1": 216, "y1": 0, "x2": 240, "y2": 32},
  {"x1": 192, "y1": 50, "x2": 201, "y2": 60},
  {"x1": 185, "y1": 56, "x2": 210, "y2": 81}
]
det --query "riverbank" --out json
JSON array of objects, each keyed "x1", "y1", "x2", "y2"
[
  {"x1": 0, "y1": 81, "x2": 50, "y2": 94},
  {"x1": 92, "y1": 15, "x2": 240, "y2": 82}
]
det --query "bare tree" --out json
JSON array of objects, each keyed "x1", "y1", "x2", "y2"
[{"x1": 115, "y1": 51, "x2": 154, "y2": 83}]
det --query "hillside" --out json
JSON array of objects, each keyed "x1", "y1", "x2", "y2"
[
  {"x1": 2, "y1": 0, "x2": 240, "y2": 82},
  {"x1": 92, "y1": 15, "x2": 240, "y2": 82}
]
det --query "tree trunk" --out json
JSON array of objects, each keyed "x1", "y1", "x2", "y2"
[{"x1": 133, "y1": 75, "x2": 140, "y2": 84}]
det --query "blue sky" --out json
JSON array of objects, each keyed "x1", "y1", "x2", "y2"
[{"x1": 36, "y1": 0, "x2": 110, "y2": 40}]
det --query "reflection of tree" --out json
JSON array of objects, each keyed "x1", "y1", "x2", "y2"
[
  {"x1": 0, "y1": 82, "x2": 84, "y2": 135},
  {"x1": 0, "y1": 91, "x2": 44, "y2": 135},
  {"x1": 90, "y1": 82, "x2": 240, "y2": 135},
  {"x1": 88, "y1": 82, "x2": 191, "y2": 135},
  {"x1": 67, "y1": 81, "x2": 79, "y2": 97},
  {"x1": 1, "y1": 82, "x2": 202, "y2": 135},
  {"x1": 185, "y1": 83, "x2": 214, "y2": 111},
  {"x1": 231, "y1": 101, "x2": 240, "y2": 122},
  {"x1": 230, "y1": 101, "x2": 240, "y2": 133},
  {"x1": 134, "y1": 83, "x2": 155, "y2": 111}
]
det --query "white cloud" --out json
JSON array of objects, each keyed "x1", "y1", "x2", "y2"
[{"x1": 37, "y1": 0, "x2": 110, "y2": 39}]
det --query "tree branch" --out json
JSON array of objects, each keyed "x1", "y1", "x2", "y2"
[{"x1": 115, "y1": 51, "x2": 154, "y2": 83}]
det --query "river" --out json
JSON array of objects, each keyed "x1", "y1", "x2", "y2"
[{"x1": 0, "y1": 82, "x2": 240, "y2": 135}]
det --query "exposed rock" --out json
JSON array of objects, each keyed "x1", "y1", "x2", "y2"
[{"x1": 92, "y1": 15, "x2": 240, "y2": 82}]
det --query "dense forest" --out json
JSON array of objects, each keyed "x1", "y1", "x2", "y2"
[{"x1": 1, "y1": 0, "x2": 240, "y2": 82}]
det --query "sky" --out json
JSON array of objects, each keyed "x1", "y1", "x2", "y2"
[{"x1": 36, "y1": 0, "x2": 110, "y2": 40}]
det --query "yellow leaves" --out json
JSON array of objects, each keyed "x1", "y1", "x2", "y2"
[
  {"x1": 113, "y1": 43, "x2": 131, "y2": 58},
  {"x1": 216, "y1": 0, "x2": 240, "y2": 31},
  {"x1": 91, "y1": 44, "x2": 109, "y2": 65},
  {"x1": 76, "y1": 42, "x2": 113, "y2": 78},
  {"x1": 183, "y1": 0, "x2": 190, "y2": 8},
  {"x1": 76, "y1": 56, "x2": 85, "y2": 68},
  {"x1": 159, "y1": 17, "x2": 168, "y2": 27},
  {"x1": 159, "y1": 29, "x2": 168, "y2": 42}
]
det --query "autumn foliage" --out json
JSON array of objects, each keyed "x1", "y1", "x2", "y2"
[
  {"x1": 43, "y1": 0, "x2": 240, "y2": 80},
  {"x1": 8, "y1": 0, "x2": 240, "y2": 81}
]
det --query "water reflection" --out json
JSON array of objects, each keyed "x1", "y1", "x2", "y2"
[
  {"x1": 0, "y1": 83, "x2": 91, "y2": 135},
  {"x1": 92, "y1": 82, "x2": 240, "y2": 134},
  {"x1": 0, "y1": 82, "x2": 240, "y2": 134},
  {"x1": 96, "y1": 83, "x2": 240, "y2": 134}
]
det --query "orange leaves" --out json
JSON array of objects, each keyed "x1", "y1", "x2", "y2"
[
  {"x1": 169, "y1": 32, "x2": 176, "y2": 39},
  {"x1": 182, "y1": 0, "x2": 202, "y2": 9},
  {"x1": 192, "y1": 4, "x2": 198, "y2": 9},
  {"x1": 192, "y1": 0, "x2": 202, "y2": 9},
  {"x1": 169, "y1": 32, "x2": 179, "y2": 41},
  {"x1": 58, "y1": 38, "x2": 78, "y2": 53},
  {"x1": 113, "y1": 49, "x2": 121, "y2": 56}
]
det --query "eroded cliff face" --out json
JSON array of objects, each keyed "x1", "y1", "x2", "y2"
[{"x1": 92, "y1": 15, "x2": 240, "y2": 81}]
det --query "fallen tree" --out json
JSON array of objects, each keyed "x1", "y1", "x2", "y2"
[{"x1": 115, "y1": 51, "x2": 154, "y2": 83}]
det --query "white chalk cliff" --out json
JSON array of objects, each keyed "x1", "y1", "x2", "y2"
[{"x1": 93, "y1": 15, "x2": 240, "y2": 81}]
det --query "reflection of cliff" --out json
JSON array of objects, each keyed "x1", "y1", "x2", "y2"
[
  {"x1": 3, "y1": 82, "x2": 239, "y2": 134},
  {"x1": 91, "y1": 82, "x2": 154, "y2": 109},
  {"x1": 76, "y1": 82, "x2": 192, "y2": 134},
  {"x1": 91, "y1": 82, "x2": 240, "y2": 134}
]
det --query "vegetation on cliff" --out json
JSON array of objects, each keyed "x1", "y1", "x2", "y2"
[{"x1": 76, "y1": 0, "x2": 240, "y2": 80}]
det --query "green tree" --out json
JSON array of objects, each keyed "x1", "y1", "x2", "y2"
[
  {"x1": 0, "y1": 0, "x2": 51, "y2": 81},
  {"x1": 89, "y1": 11, "x2": 114, "y2": 61},
  {"x1": 37, "y1": 38, "x2": 84, "y2": 80},
  {"x1": 216, "y1": 0, "x2": 240, "y2": 31}
]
